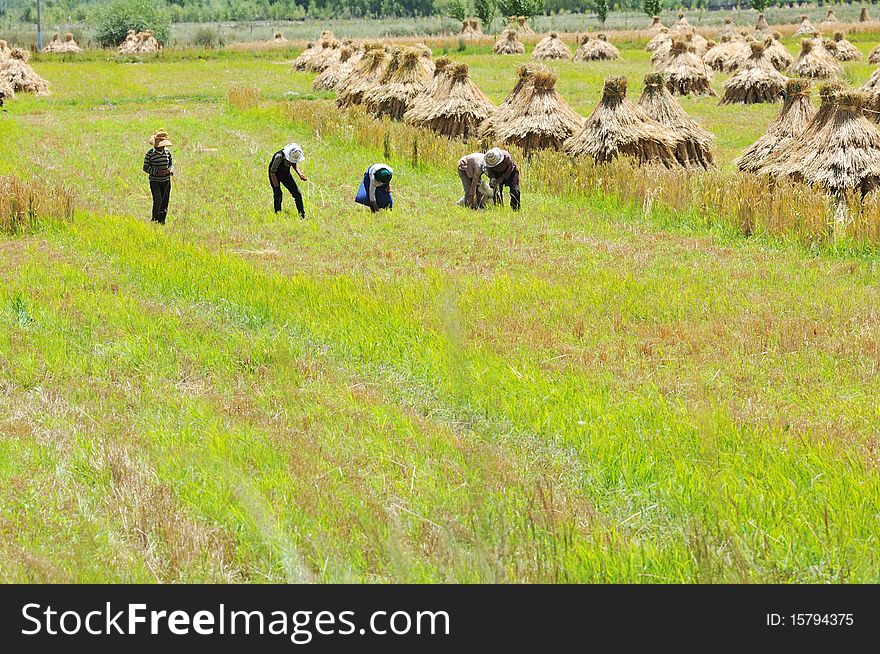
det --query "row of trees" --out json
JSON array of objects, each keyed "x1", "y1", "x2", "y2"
[{"x1": 2, "y1": 0, "x2": 878, "y2": 26}]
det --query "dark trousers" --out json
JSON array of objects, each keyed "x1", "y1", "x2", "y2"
[
  {"x1": 491, "y1": 169, "x2": 521, "y2": 211},
  {"x1": 149, "y1": 180, "x2": 171, "y2": 224},
  {"x1": 271, "y1": 170, "x2": 305, "y2": 216}
]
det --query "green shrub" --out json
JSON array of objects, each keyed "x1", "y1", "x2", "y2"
[
  {"x1": 192, "y1": 26, "x2": 219, "y2": 49},
  {"x1": 93, "y1": 0, "x2": 171, "y2": 48}
]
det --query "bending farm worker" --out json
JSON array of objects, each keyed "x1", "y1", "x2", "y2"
[
  {"x1": 269, "y1": 142, "x2": 308, "y2": 219},
  {"x1": 457, "y1": 151, "x2": 492, "y2": 209},
  {"x1": 356, "y1": 163, "x2": 394, "y2": 212},
  {"x1": 483, "y1": 147, "x2": 520, "y2": 211},
  {"x1": 143, "y1": 129, "x2": 175, "y2": 224}
]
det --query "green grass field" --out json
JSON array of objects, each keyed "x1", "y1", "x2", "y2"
[{"x1": 2, "y1": 36, "x2": 880, "y2": 582}]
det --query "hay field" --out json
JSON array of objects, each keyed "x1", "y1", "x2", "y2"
[{"x1": 2, "y1": 35, "x2": 880, "y2": 583}]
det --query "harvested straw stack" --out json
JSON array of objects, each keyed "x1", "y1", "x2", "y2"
[
  {"x1": 335, "y1": 43, "x2": 390, "y2": 108},
  {"x1": 828, "y1": 32, "x2": 861, "y2": 61},
  {"x1": 789, "y1": 38, "x2": 841, "y2": 79},
  {"x1": 870, "y1": 45, "x2": 880, "y2": 64},
  {"x1": 494, "y1": 29, "x2": 525, "y2": 55},
  {"x1": 822, "y1": 10, "x2": 840, "y2": 25},
  {"x1": 118, "y1": 30, "x2": 160, "y2": 54},
  {"x1": 273, "y1": 31, "x2": 287, "y2": 42},
  {"x1": 671, "y1": 13, "x2": 691, "y2": 33},
  {"x1": 493, "y1": 67, "x2": 582, "y2": 153},
  {"x1": 861, "y1": 8, "x2": 871, "y2": 22},
  {"x1": 307, "y1": 38, "x2": 343, "y2": 73},
  {"x1": 292, "y1": 42, "x2": 317, "y2": 70},
  {"x1": 638, "y1": 73, "x2": 714, "y2": 168},
  {"x1": 759, "y1": 82, "x2": 844, "y2": 177},
  {"x1": 736, "y1": 79, "x2": 815, "y2": 173},
  {"x1": 765, "y1": 32, "x2": 794, "y2": 70},
  {"x1": 480, "y1": 63, "x2": 540, "y2": 141},
  {"x1": 755, "y1": 13, "x2": 770, "y2": 32},
  {"x1": 461, "y1": 18, "x2": 483, "y2": 39},
  {"x1": 703, "y1": 34, "x2": 742, "y2": 71},
  {"x1": 43, "y1": 32, "x2": 82, "y2": 54},
  {"x1": 532, "y1": 32, "x2": 571, "y2": 60},
  {"x1": 793, "y1": 15, "x2": 817, "y2": 37},
  {"x1": 564, "y1": 76, "x2": 677, "y2": 166},
  {"x1": 646, "y1": 16, "x2": 664, "y2": 38},
  {"x1": 405, "y1": 55, "x2": 453, "y2": 116},
  {"x1": 512, "y1": 16, "x2": 536, "y2": 35},
  {"x1": 404, "y1": 62, "x2": 495, "y2": 139},
  {"x1": 720, "y1": 17, "x2": 737, "y2": 38},
  {"x1": 659, "y1": 39, "x2": 715, "y2": 96},
  {"x1": 785, "y1": 90, "x2": 880, "y2": 195},
  {"x1": 0, "y1": 48, "x2": 50, "y2": 96},
  {"x1": 859, "y1": 66, "x2": 880, "y2": 122},
  {"x1": 721, "y1": 41, "x2": 786, "y2": 105},
  {"x1": 0, "y1": 40, "x2": 10, "y2": 59},
  {"x1": 574, "y1": 33, "x2": 621, "y2": 61},
  {"x1": 646, "y1": 27, "x2": 670, "y2": 54},
  {"x1": 313, "y1": 46, "x2": 359, "y2": 91},
  {"x1": 364, "y1": 46, "x2": 433, "y2": 120}
]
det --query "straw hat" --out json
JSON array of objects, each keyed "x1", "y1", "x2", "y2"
[
  {"x1": 484, "y1": 147, "x2": 505, "y2": 168},
  {"x1": 149, "y1": 129, "x2": 172, "y2": 148},
  {"x1": 282, "y1": 142, "x2": 304, "y2": 163}
]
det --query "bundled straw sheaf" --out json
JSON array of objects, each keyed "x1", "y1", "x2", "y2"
[
  {"x1": 721, "y1": 41, "x2": 787, "y2": 105},
  {"x1": 0, "y1": 48, "x2": 50, "y2": 96},
  {"x1": 785, "y1": 91, "x2": 880, "y2": 195},
  {"x1": 335, "y1": 43, "x2": 390, "y2": 108},
  {"x1": 788, "y1": 38, "x2": 841, "y2": 80},
  {"x1": 313, "y1": 45, "x2": 361, "y2": 91},
  {"x1": 765, "y1": 33, "x2": 794, "y2": 71},
  {"x1": 563, "y1": 75, "x2": 678, "y2": 167},
  {"x1": 494, "y1": 29, "x2": 525, "y2": 55},
  {"x1": 492, "y1": 67, "x2": 583, "y2": 153},
  {"x1": 755, "y1": 13, "x2": 770, "y2": 32},
  {"x1": 512, "y1": 16, "x2": 536, "y2": 35},
  {"x1": 638, "y1": 73, "x2": 715, "y2": 169},
  {"x1": 363, "y1": 46, "x2": 433, "y2": 120},
  {"x1": 793, "y1": 15, "x2": 818, "y2": 37},
  {"x1": 659, "y1": 39, "x2": 716, "y2": 96},
  {"x1": 404, "y1": 61, "x2": 495, "y2": 139},
  {"x1": 43, "y1": 32, "x2": 82, "y2": 54},
  {"x1": 461, "y1": 18, "x2": 483, "y2": 39},
  {"x1": 758, "y1": 82, "x2": 845, "y2": 178},
  {"x1": 574, "y1": 33, "x2": 621, "y2": 61},
  {"x1": 646, "y1": 16, "x2": 664, "y2": 38},
  {"x1": 118, "y1": 30, "x2": 160, "y2": 54},
  {"x1": 828, "y1": 32, "x2": 861, "y2": 61},
  {"x1": 736, "y1": 79, "x2": 816, "y2": 172},
  {"x1": 532, "y1": 32, "x2": 571, "y2": 60}
]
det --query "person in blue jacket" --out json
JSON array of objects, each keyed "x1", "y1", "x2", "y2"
[{"x1": 356, "y1": 163, "x2": 393, "y2": 212}]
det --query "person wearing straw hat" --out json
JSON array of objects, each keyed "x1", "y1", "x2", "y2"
[
  {"x1": 355, "y1": 163, "x2": 393, "y2": 213},
  {"x1": 457, "y1": 151, "x2": 493, "y2": 209},
  {"x1": 483, "y1": 147, "x2": 520, "y2": 211},
  {"x1": 143, "y1": 129, "x2": 175, "y2": 224},
  {"x1": 269, "y1": 142, "x2": 308, "y2": 219}
]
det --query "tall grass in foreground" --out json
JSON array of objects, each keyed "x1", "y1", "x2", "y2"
[
  {"x1": 287, "y1": 100, "x2": 880, "y2": 248},
  {"x1": 0, "y1": 176, "x2": 75, "y2": 236}
]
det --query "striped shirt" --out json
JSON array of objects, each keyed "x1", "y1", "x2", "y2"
[{"x1": 143, "y1": 148, "x2": 173, "y2": 183}]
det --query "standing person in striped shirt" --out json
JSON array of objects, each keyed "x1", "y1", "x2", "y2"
[
  {"x1": 143, "y1": 129, "x2": 175, "y2": 224},
  {"x1": 269, "y1": 143, "x2": 308, "y2": 219}
]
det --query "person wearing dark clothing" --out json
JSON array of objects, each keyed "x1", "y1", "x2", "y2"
[
  {"x1": 269, "y1": 142, "x2": 308, "y2": 218},
  {"x1": 143, "y1": 129, "x2": 174, "y2": 224},
  {"x1": 483, "y1": 147, "x2": 521, "y2": 211}
]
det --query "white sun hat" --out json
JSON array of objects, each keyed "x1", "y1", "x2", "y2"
[{"x1": 283, "y1": 143, "x2": 305, "y2": 163}]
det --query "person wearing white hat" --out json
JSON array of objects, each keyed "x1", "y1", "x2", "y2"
[
  {"x1": 269, "y1": 142, "x2": 308, "y2": 218},
  {"x1": 457, "y1": 152, "x2": 491, "y2": 209},
  {"x1": 483, "y1": 147, "x2": 520, "y2": 211}
]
